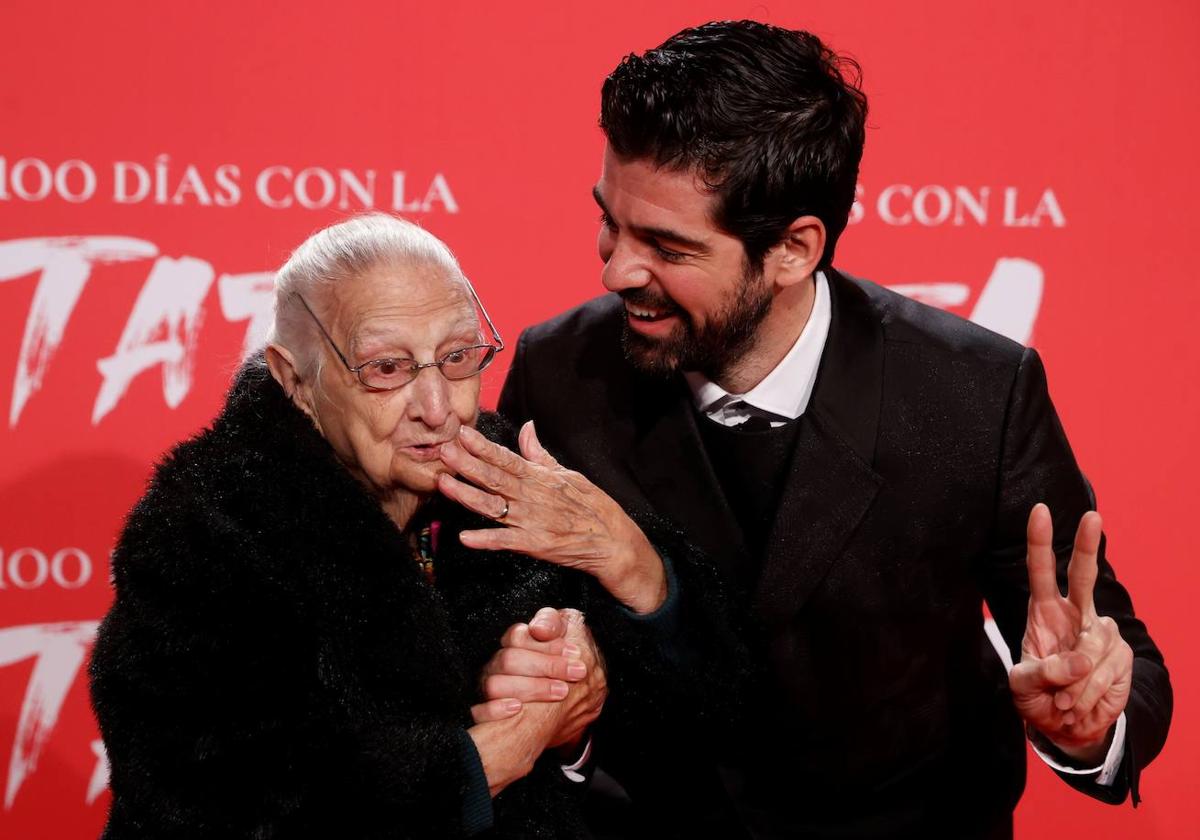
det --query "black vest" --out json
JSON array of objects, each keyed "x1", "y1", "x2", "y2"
[{"x1": 695, "y1": 411, "x2": 801, "y2": 577}]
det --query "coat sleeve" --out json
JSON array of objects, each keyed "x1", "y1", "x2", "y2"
[
  {"x1": 89, "y1": 492, "x2": 487, "y2": 840},
  {"x1": 568, "y1": 513, "x2": 756, "y2": 776},
  {"x1": 978, "y1": 346, "x2": 1172, "y2": 805}
]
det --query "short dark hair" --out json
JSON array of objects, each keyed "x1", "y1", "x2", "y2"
[{"x1": 600, "y1": 20, "x2": 867, "y2": 268}]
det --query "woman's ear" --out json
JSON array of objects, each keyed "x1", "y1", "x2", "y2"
[
  {"x1": 771, "y1": 214, "x2": 827, "y2": 289},
  {"x1": 265, "y1": 343, "x2": 319, "y2": 424}
]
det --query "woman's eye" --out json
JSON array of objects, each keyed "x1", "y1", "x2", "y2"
[
  {"x1": 376, "y1": 360, "x2": 399, "y2": 376},
  {"x1": 445, "y1": 350, "x2": 467, "y2": 364}
]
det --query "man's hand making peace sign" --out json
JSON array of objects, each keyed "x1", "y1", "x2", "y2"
[{"x1": 1010, "y1": 503, "x2": 1134, "y2": 764}]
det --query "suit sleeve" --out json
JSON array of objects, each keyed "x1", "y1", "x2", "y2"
[
  {"x1": 497, "y1": 328, "x2": 533, "y2": 428},
  {"x1": 979, "y1": 346, "x2": 1172, "y2": 805},
  {"x1": 498, "y1": 327, "x2": 752, "y2": 751},
  {"x1": 89, "y1": 503, "x2": 488, "y2": 839}
]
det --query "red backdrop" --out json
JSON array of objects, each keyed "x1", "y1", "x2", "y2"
[{"x1": 1, "y1": 2, "x2": 1196, "y2": 837}]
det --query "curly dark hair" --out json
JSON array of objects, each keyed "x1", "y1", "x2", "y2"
[{"x1": 600, "y1": 20, "x2": 868, "y2": 268}]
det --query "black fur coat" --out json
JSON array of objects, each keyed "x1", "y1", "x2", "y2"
[{"x1": 88, "y1": 360, "x2": 593, "y2": 839}]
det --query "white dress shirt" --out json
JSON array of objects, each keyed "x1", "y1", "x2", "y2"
[{"x1": 683, "y1": 271, "x2": 1126, "y2": 784}]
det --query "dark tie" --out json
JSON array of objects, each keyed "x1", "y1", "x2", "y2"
[{"x1": 727, "y1": 400, "x2": 776, "y2": 433}]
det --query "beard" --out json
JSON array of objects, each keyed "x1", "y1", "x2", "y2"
[{"x1": 620, "y1": 258, "x2": 772, "y2": 380}]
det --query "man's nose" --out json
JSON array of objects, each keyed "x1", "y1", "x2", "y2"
[{"x1": 601, "y1": 236, "x2": 652, "y2": 293}]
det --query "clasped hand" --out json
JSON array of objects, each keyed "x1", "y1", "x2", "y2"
[
  {"x1": 1011, "y1": 504, "x2": 1133, "y2": 764},
  {"x1": 471, "y1": 607, "x2": 606, "y2": 747},
  {"x1": 467, "y1": 608, "x2": 607, "y2": 795}
]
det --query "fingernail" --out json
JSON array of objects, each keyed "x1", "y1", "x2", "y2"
[
  {"x1": 1062, "y1": 711, "x2": 1076, "y2": 726},
  {"x1": 550, "y1": 680, "x2": 568, "y2": 699},
  {"x1": 461, "y1": 425, "x2": 481, "y2": 440},
  {"x1": 531, "y1": 620, "x2": 552, "y2": 633},
  {"x1": 563, "y1": 643, "x2": 582, "y2": 658},
  {"x1": 502, "y1": 698, "x2": 522, "y2": 714},
  {"x1": 566, "y1": 661, "x2": 587, "y2": 679},
  {"x1": 1054, "y1": 691, "x2": 1074, "y2": 710},
  {"x1": 1068, "y1": 656, "x2": 1091, "y2": 678}
]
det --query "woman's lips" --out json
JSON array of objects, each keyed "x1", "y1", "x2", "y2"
[{"x1": 400, "y1": 441, "x2": 451, "y2": 462}]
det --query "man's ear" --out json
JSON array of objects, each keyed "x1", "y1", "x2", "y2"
[
  {"x1": 265, "y1": 343, "x2": 319, "y2": 423},
  {"x1": 770, "y1": 214, "x2": 826, "y2": 289}
]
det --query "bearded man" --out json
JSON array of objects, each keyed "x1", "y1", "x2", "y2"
[{"x1": 484, "y1": 19, "x2": 1171, "y2": 840}]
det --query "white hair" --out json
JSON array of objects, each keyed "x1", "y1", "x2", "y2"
[{"x1": 268, "y1": 213, "x2": 468, "y2": 374}]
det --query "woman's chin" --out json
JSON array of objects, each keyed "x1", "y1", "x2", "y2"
[{"x1": 391, "y1": 458, "x2": 450, "y2": 497}]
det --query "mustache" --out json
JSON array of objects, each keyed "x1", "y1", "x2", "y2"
[{"x1": 619, "y1": 289, "x2": 681, "y2": 314}]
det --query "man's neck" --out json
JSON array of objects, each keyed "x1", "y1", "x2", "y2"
[{"x1": 712, "y1": 274, "x2": 817, "y2": 395}]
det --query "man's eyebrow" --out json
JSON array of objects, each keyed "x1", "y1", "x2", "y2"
[
  {"x1": 592, "y1": 186, "x2": 611, "y2": 217},
  {"x1": 592, "y1": 186, "x2": 709, "y2": 253}
]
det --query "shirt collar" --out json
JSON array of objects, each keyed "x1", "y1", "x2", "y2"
[{"x1": 684, "y1": 270, "x2": 832, "y2": 421}]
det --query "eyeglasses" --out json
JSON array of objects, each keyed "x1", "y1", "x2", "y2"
[{"x1": 296, "y1": 277, "x2": 505, "y2": 391}]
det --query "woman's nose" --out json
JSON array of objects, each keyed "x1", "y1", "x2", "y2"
[{"x1": 405, "y1": 366, "x2": 452, "y2": 428}]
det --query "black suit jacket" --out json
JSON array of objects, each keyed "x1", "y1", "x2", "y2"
[{"x1": 498, "y1": 272, "x2": 1171, "y2": 839}]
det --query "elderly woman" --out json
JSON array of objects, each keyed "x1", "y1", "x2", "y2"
[{"x1": 89, "y1": 215, "x2": 621, "y2": 839}]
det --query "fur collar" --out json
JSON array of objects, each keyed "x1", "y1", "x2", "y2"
[
  {"x1": 97, "y1": 355, "x2": 585, "y2": 838},
  {"x1": 118, "y1": 354, "x2": 567, "y2": 702}
]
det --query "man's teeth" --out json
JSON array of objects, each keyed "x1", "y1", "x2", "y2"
[{"x1": 628, "y1": 306, "x2": 666, "y2": 319}]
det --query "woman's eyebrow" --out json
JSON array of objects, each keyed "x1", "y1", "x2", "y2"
[
  {"x1": 350, "y1": 329, "x2": 408, "y2": 355},
  {"x1": 352, "y1": 324, "x2": 482, "y2": 360}
]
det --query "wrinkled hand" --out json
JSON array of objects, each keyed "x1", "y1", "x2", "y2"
[
  {"x1": 1009, "y1": 503, "x2": 1133, "y2": 763},
  {"x1": 470, "y1": 607, "x2": 607, "y2": 751},
  {"x1": 438, "y1": 421, "x2": 667, "y2": 613}
]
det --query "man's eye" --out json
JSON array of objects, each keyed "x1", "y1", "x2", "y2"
[
  {"x1": 444, "y1": 350, "x2": 468, "y2": 364},
  {"x1": 599, "y1": 212, "x2": 617, "y2": 231},
  {"x1": 654, "y1": 243, "x2": 688, "y2": 263}
]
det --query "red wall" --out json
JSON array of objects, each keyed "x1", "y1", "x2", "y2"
[{"x1": 1, "y1": 2, "x2": 1196, "y2": 837}]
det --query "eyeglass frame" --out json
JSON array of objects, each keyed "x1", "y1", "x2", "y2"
[{"x1": 294, "y1": 275, "x2": 505, "y2": 391}]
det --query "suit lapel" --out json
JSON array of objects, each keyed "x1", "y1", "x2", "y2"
[
  {"x1": 753, "y1": 272, "x2": 886, "y2": 627},
  {"x1": 627, "y1": 379, "x2": 748, "y2": 583}
]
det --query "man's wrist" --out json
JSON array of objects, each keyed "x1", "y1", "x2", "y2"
[
  {"x1": 553, "y1": 732, "x2": 585, "y2": 758},
  {"x1": 1031, "y1": 720, "x2": 1116, "y2": 768},
  {"x1": 559, "y1": 735, "x2": 593, "y2": 783}
]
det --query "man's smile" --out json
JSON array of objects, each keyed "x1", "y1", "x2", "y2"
[{"x1": 624, "y1": 302, "x2": 682, "y2": 336}]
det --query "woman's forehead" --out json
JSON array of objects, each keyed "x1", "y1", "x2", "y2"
[{"x1": 333, "y1": 267, "x2": 478, "y2": 352}]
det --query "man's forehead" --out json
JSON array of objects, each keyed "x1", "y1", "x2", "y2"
[
  {"x1": 595, "y1": 150, "x2": 722, "y2": 252},
  {"x1": 597, "y1": 149, "x2": 717, "y2": 223}
]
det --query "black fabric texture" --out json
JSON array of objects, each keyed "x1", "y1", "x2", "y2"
[
  {"x1": 89, "y1": 356, "x2": 587, "y2": 840},
  {"x1": 695, "y1": 413, "x2": 802, "y2": 573},
  {"x1": 496, "y1": 270, "x2": 1172, "y2": 839},
  {"x1": 456, "y1": 729, "x2": 494, "y2": 835}
]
